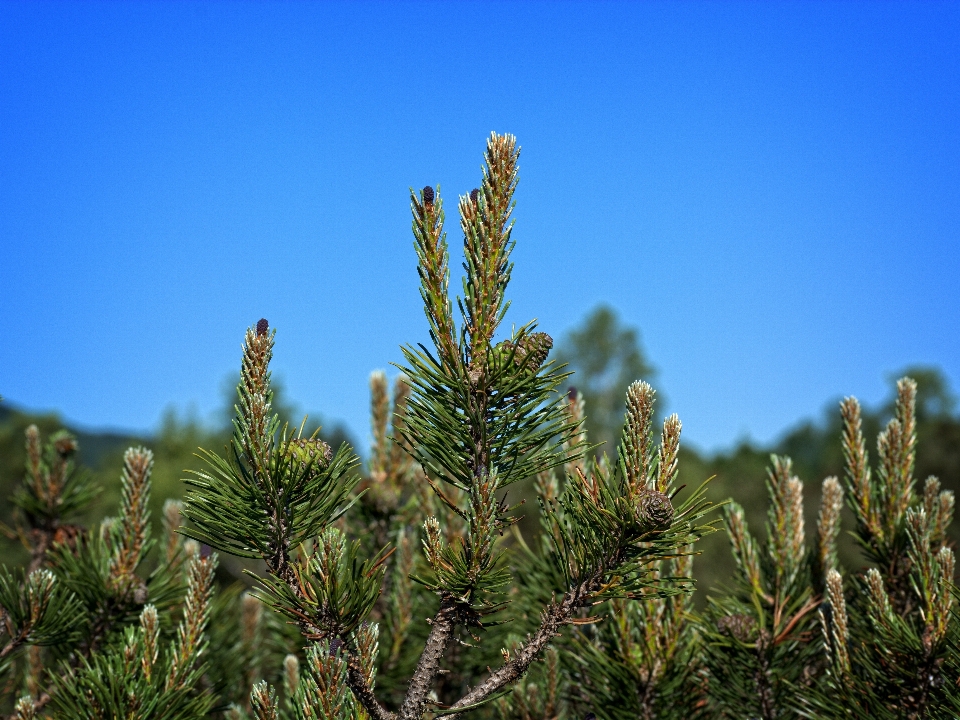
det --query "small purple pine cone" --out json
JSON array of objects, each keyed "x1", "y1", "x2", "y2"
[{"x1": 256, "y1": 318, "x2": 269, "y2": 336}]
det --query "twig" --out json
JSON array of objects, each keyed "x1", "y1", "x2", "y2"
[
  {"x1": 443, "y1": 575, "x2": 599, "y2": 717},
  {"x1": 397, "y1": 597, "x2": 458, "y2": 720}
]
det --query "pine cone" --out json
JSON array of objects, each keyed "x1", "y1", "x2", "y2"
[
  {"x1": 717, "y1": 613, "x2": 757, "y2": 642},
  {"x1": 132, "y1": 580, "x2": 149, "y2": 605},
  {"x1": 256, "y1": 318, "x2": 269, "y2": 337},
  {"x1": 636, "y1": 490, "x2": 674, "y2": 530},
  {"x1": 51, "y1": 523, "x2": 84, "y2": 550},
  {"x1": 497, "y1": 332, "x2": 553, "y2": 374},
  {"x1": 285, "y1": 438, "x2": 333, "y2": 470},
  {"x1": 470, "y1": 188, "x2": 479, "y2": 204},
  {"x1": 517, "y1": 332, "x2": 553, "y2": 371},
  {"x1": 52, "y1": 432, "x2": 78, "y2": 457},
  {"x1": 422, "y1": 185, "x2": 435, "y2": 205}
]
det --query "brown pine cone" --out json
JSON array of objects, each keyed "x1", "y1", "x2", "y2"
[
  {"x1": 517, "y1": 332, "x2": 553, "y2": 371},
  {"x1": 717, "y1": 613, "x2": 757, "y2": 642},
  {"x1": 637, "y1": 490, "x2": 674, "y2": 530}
]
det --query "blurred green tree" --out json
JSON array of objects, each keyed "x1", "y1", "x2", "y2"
[{"x1": 555, "y1": 304, "x2": 658, "y2": 457}]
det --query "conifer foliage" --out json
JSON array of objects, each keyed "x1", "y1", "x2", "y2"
[{"x1": 511, "y1": 384, "x2": 708, "y2": 720}]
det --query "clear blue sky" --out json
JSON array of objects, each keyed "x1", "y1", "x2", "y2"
[{"x1": 2, "y1": 1, "x2": 959, "y2": 453}]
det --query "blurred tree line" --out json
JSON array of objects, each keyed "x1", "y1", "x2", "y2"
[{"x1": 2, "y1": 306, "x2": 958, "y2": 603}]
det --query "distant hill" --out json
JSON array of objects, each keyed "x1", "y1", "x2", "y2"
[{"x1": 0, "y1": 402, "x2": 139, "y2": 469}]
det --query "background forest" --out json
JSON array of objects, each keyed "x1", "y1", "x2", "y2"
[{"x1": 3, "y1": 304, "x2": 958, "y2": 602}]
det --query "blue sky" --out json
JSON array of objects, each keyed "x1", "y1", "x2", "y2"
[{"x1": 2, "y1": 1, "x2": 958, "y2": 453}]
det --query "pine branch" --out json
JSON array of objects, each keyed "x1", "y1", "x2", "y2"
[
  {"x1": 167, "y1": 551, "x2": 216, "y2": 690},
  {"x1": 447, "y1": 416, "x2": 711, "y2": 717},
  {"x1": 723, "y1": 503, "x2": 765, "y2": 599},
  {"x1": 823, "y1": 569, "x2": 850, "y2": 675},
  {"x1": 656, "y1": 414, "x2": 681, "y2": 494},
  {"x1": 162, "y1": 499, "x2": 185, "y2": 565},
  {"x1": 841, "y1": 396, "x2": 880, "y2": 543},
  {"x1": 0, "y1": 568, "x2": 82, "y2": 661},
  {"x1": 816, "y1": 476, "x2": 843, "y2": 581},
  {"x1": 563, "y1": 388, "x2": 588, "y2": 481},
  {"x1": 386, "y1": 528, "x2": 415, "y2": 665},
  {"x1": 766, "y1": 456, "x2": 805, "y2": 596},
  {"x1": 108, "y1": 447, "x2": 153, "y2": 600},
  {"x1": 395, "y1": 133, "x2": 589, "y2": 718},
  {"x1": 370, "y1": 370, "x2": 391, "y2": 482},
  {"x1": 397, "y1": 597, "x2": 457, "y2": 720},
  {"x1": 346, "y1": 660, "x2": 395, "y2": 720},
  {"x1": 250, "y1": 681, "x2": 279, "y2": 720},
  {"x1": 389, "y1": 375, "x2": 414, "y2": 475},
  {"x1": 445, "y1": 571, "x2": 602, "y2": 716},
  {"x1": 183, "y1": 318, "x2": 393, "y2": 720},
  {"x1": 621, "y1": 381, "x2": 655, "y2": 496},
  {"x1": 460, "y1": 133, "x2": 519, "y2": 357},
  {"x1": 14, "y1": 426, "x2": 93, "y2": 574},
  {"x1": 411, "y1": 185, "x2": 458, "y2": 369}
]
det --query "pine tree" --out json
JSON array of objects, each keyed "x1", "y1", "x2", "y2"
[{"x1": 176, "y1": 132, "x2": 713, "y2": 719}]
